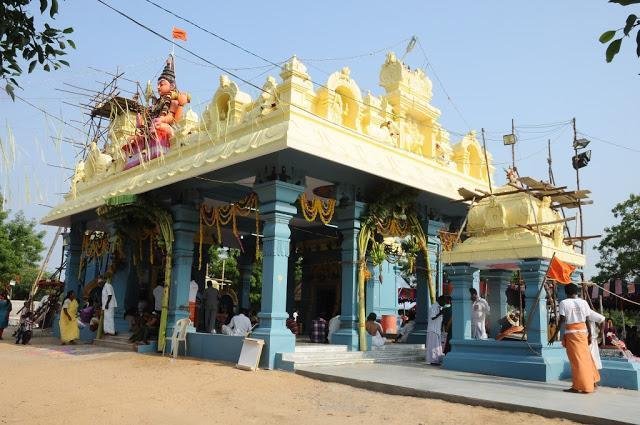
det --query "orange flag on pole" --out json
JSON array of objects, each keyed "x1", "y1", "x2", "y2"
[
  {"x1": 172, "y1": 27, "x2": 187, "y2": 41},
  {"x1": 546, "y1": 256, "x2": 576, "y2": 284}
]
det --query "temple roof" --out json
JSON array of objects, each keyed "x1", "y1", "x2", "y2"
[
  {"x1": 42, "y1": 53, "x2": 494, "y2": 226},
  {"x1": 442, "y1": 181, "x2": 586, "y2": 268}
]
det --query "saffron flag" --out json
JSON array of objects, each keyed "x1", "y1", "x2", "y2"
[
  {"x1": 172, "y1": 27, "x2": 187, "y2": 41},
  {"x1": 546, "y1": 256, "x2": 576, "y2": 284}
]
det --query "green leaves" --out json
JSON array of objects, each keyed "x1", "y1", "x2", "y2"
[
  {"x1": 624, "y1": 14, "x2": 638, "y2": 35},
  {"x1": 594, "y1": 194, "x2": 640, "y2": 283},
  {"x1": 50, "y1": 0, "x2": 58, "y2": 18},
  {"x1": 609, "y1": 0, "x2": 640, "y2": 5},
  {"x1": 1, "y1": 1, "x2": 75, "y2": 100},
  {"x1": 599, "y1": 30, "x2": 617, "y2": 43},
  {"x1": 5, "y1": 84, "x2": 15, "y2": 101},
  {"x1": 606, "y1": 38, "x2": 623, "y2": 62}
]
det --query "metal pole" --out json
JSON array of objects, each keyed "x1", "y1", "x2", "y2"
[
  {"x1": 481, "y1": 128, "x2": 493, "y2": 194},
  {"x1": 511, "y1": 118, "x2": 516, "y2": 171},
  {"x1": 572, "y1": 118, "x2": 584, "y2": 255}
]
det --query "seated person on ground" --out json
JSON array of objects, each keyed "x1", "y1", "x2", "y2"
[
  {"x1": 327, "y1": 311, "x2": 340, "y2": 344},
  {"x1": 221, "y1": 308, "x2": 253, "y2": 336},
  {"x1": 286, "y1": 312, "x2": 299, "y2": 336},
  {"x1": 129, "y1": 312, "x2": 160, "y2": 345},
  {"x1": 396, "y1": 310, "x2": 416, "y2": 343},
  {"x1": 366, "y1": 312, "x2": 386, "y2": 347},
  {"x1": 310, "y1": 313, "x2": 328, "y2": 343}
]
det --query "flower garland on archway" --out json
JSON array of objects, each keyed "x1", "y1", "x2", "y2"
[
  {"x1": 299, "y1": 192, "x2": 336, "y2": 225},
  {"x1": 355, "y1": 184, "x2": 436, "y2": 351},
  {"x1": 96, "y1": 196, "x2": 174, "y2": 352},
  {"x1": 78, "y1": 231, "x2": 110, "y2": 278},
  {"x1": 198, "y1": 192, "x2": 260, "y2": 270}
]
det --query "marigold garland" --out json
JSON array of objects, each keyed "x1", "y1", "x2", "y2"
[
  {"x1": 198, "y1": 192, "x2": 260, "y2": 269},
  {"x1": 78, "y1": 232, "x2": 110, "y2": 278},
  {"x1": 299, "y1": 193, "x2": 336, "y2": 225}
]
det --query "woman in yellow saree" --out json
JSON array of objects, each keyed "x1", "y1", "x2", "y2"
[{"x1": 59, "y1": 290, "x2": 79, "y2": 345}]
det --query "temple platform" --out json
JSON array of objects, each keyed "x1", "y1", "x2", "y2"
[
  {"x1": 276, "y1": 343, "x2": 425, "y2": 371},
  {"x1": 443, "y1": 339, "x2": 570, "y2": 382},
  {"x1": 296, "y1": 362, "x2": 640, "y2": 425}
]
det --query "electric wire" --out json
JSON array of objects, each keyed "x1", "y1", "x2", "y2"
[
  {"x1": 139, "y1": 0, "x2": 475, "y2": 138},
  {"x1": 97, "y1": 0, "x2": 478, "y2": 150},
  {"x1": 578, "y1": 131, "x2": 640, "y2": 154},
  {"x1": 415, "y1": 38, "x2": 472, "y2": 132}
]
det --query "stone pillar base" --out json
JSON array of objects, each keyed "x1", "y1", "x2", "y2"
[
  {"x1": 601, "y1": 358, "x2": 640, "y2": 390},
  {"x1": 331, "y1": 328, "x2": 359, "y2": 350},
  {"x1": 252, "y1": 326, "x2": 295, "y2": 369},
  {"x1": 406, "y1": 329, "x2": 427, "y2": 344},
  {"x1": 114, "y1": 307, "x2": 129, "y2": 333},
  {"x1": 443, "y1": 339, "x2": 569, "y2": 382}
]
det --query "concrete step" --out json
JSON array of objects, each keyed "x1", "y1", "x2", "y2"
[
  {"x1": 283, "y1": 349, "x2": 425, "y2": 361},
  {"x1": 372, "y1": 343, "x2": 425, "y2": 351},
  {"x1": 93, "y1": 333, "x2": 137, "y2": 352},
  {"x1": 282, "y1": 344, "x2": 426, "y2": 368},
  {"x1": 295, "y1": 344, "x2": 349, "y2": 353},
  {"x1": 290, "y1": 355, "x2": 424, "y2": 368}
]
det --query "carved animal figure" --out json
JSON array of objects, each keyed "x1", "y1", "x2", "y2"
[{"x1": 84, "y1": 141, "x2": 113, "y2": 180}]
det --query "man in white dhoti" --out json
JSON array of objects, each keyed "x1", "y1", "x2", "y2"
[
  {"x1": 470, "y1": 288, "x2": 490, "y2": 339},
  {"x1": 101, "y1": 278, "x2": 117, "y2": 336},
  {"x1": 426, "y1": 296, "x2": 445, "y2": 364},
  {"x1": 587, "y1": 309, "x2": 605, "y2": 371}
]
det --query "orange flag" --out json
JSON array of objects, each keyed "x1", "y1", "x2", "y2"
[
  {"x1": 172, "y1": 27, "x2": 187, "y2": 41},
  {"x1": 546, "y1": 256, "x2": 576, "y2": 284}
]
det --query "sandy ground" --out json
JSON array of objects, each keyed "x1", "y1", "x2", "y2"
[{"x1": 0, "y1": 332, "x2": 579, "y2": 425}]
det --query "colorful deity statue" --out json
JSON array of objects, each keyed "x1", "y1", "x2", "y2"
[{"x1": 123, "y1": 55, "x2": 190, "y2": 170}]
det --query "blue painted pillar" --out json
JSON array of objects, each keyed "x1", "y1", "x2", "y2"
[
  {"x1": 54, "y1": 223, "x2": 85, "y2": 338},
  {"x1": 64, "y1": 222, "x2": 85, "y2": 296},
  {"x1": 166, "y1": 204, "x2": 199, "y2": 336},
  {"x1": 407, "y1": 220, "x2": 443, "y2": 343},
  {"x1": 486, "y1": 269, "x2": 511, "y2": 338},
  {"x1": 332, "y1": 201, "x2": 365, "y2": 350},
  {"x1": 427, "y1": 220, "x2": 445, "y2": 297},
  {"x1": 109, "y1": 225, "x2": 131, "y2": 333},
  {"x1": 252, "y1": 181, "x2": 304, "y2": 369},
  {"x1": 238, "y1": 253, "x2": 253, "y2": 310},
  {"x1": 445, "y1": 263, "x2": 477, "y2": 340},
  {"x1": 520, "y1": 258, "x2": 550, "y2": 345}
]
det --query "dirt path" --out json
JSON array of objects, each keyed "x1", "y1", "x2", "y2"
[{"x1": 0, "y1": 335, "x2": 578, "y2": 425}]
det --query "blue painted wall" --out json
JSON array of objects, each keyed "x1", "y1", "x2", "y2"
[{"x1": 186, "y1": 332, "x2": 245, "y2": 363}]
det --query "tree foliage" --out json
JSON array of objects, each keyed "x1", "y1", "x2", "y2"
[
  {"x1": 600, "y1": 1, "x2": 640, "y2": 64},
  {"x1": 0, "y1": 198, "x2": 46, "y2": 296},
  {"x1": 207, "y1": 246, "x2": 263, "y2": 308},
  {"x1": 0, "y1": 0, "x2": 75, "y2": 100},
  {"x1": 594, "y1": 194, "x2": 640, "y2": 283}
]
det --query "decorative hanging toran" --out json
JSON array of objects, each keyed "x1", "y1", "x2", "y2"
[
  {"x1": 299, "y1": 192, "x2": 336, "y2": 225},
  {"x1": 132, "y1": 227, "x2": 160, "y2": 266},
  {"x1": 198, "y1": 192, "x2": 260, "y2": 269},
  {"x1": 78, "y1": 231, "x2": 110, "y2": 278},
  {"x1": 355, "y1": 184, "x2": 436, "y2": 351},
  {"x1": 96, "y1": 196, "x2": 174, "y2": 352}
]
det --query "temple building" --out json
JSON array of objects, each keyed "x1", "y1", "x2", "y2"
[{"x1": 43, "y1": 52, "x2": 496, "y2": 369}]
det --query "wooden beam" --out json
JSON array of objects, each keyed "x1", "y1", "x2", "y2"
[
  {"x1": 564, "y1": 234, "x2": 602, "y2": 242},
  {"x1": 523, "y1": 217, "x2": 575, "y2": 227},
  {"x1": 553, "y1": 200, "x2": 594, "y2": 208}
]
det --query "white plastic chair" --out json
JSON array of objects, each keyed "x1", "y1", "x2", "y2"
[{"x1": 163, "y1": 318, "x2": 191, "y2": 358}]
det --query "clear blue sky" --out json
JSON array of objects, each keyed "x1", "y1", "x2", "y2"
[{"x1": 1, "y1": 0, "x2": 638, "y2": 278}]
